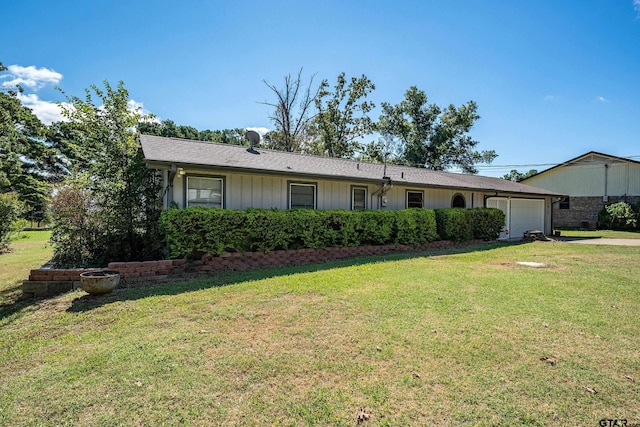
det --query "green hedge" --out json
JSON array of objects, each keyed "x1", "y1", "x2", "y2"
[
  {"x1": 434, "y1": 208, "x2": 505, "y2": 241},
  {"x1": 161, "y1": 207, "x2": 504, "y2": 260},
  {"x1": 161, "y1": 208, "x2": 438, "y2": 259},
  {"x1": 469, "y1": 208, "x2": 506, "y2": 241}
]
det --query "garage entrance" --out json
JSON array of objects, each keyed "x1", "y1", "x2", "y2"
[{"x1": 486, "y1": 197, "x2": 545, "y2": 240}]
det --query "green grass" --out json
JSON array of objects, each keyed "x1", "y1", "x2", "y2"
[
  {"x1": 1, "y1": 241, "x2": 639, "y2": 425},
  {"x1": 556, "y1": 228, "x2": 640, "y2": 239},
  {"x1": 0, "y1": 230, "x2": 52, "y2": 305}
]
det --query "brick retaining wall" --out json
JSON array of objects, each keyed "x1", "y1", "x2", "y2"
[{"x1": 22, "y1": 240, "x2": 483, "y2": 298}]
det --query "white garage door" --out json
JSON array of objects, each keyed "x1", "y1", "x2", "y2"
[
  {"x1": 510, "y1": 199, "x2": 545, "y2": 238},
  {"x1": 486, "y1": 198, "x2": 545, "y2": 240}
]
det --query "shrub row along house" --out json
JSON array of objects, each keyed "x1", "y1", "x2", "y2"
[
  {"x1": 140, "y1": 135, "x2": 560, "y2": 239},
  {"x1": 522, "y1": 151, "x2": 640, "y2": 229}
]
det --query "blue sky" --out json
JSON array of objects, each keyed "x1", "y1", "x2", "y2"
[{"x1": 2, "y1": 0, "x2": 639, "y2": 176}]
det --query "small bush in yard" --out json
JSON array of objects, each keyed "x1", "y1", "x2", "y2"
[{"x1": 598, "y1": 201, "x2": 638, "y2": 231}]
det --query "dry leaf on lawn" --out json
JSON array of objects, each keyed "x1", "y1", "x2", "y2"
[{"x1": 357, "y1": 408, "x2": 371, "y2": 424}]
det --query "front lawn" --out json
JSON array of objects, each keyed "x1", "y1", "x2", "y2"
[
  {"x1": 0, "y1": 230, "x2": 52, "y2": 306},
  {"x1": 1, "y1": 241, "x2": 638, "y2": 425},
  {"x1": 556, "y1": 228, "x2": 640, "y2": 239}
]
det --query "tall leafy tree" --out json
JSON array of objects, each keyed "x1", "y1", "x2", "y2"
[
  {"x1": 313, "y1": 73, "x2": 376, "y2": 158},
  {"x1": 52, "y1": 80, "x2": 163, "y2": 265},
  {"x1": 262, "y1": 69, "x2": 320, "y2": 152},
  {"x1": 198, "y1": 128, "x2": 247, "y2": 145},
  {"x1": 378, "y1": 86, "x2": 496, "y2": 173},
  {"x1": 0, "y1": 61, "x2": 65, "y2": 224},
  {"x1": 139, "y1": 119, "x2": 248, "y2": 145},
  {"x1": 502, "y1": 169, "x2": 538, "y2": 181},
  {"x1": 0, "y1": 192, "x2": 25, "y2": 253}
]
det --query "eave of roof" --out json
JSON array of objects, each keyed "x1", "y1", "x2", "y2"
[{"x1": 140, "y1": 134, "x2": 561, "y2": 197}]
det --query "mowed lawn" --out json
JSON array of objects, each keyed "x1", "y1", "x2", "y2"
[
  {"x1": 0, "y1": 230, "x2": 53, "y2": 306},
  {"x1": 1, "y1": 236, "x2": 639, "y2": 425}
]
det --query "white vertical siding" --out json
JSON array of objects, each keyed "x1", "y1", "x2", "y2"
[
  {"x1": 381, "y1": 186, "x2": 474, "y2": 209},
  {"x1": 608, "y1": 162, "x2": 640, "y2": 196},
  {"x1": 169, "y1": 168, "x2": 550, "y2": 234},
  {"x1": 319, "y1": 180, "x2": 351, "y2": 209},
  {"x1": 525, "y1": 161, "x2": 640, "y2": 197}
]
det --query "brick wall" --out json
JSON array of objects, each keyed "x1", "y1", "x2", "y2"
[
  {"x1": 22, "y1": 240, "x2": 482, "y2": 298},
  {"x1": 554, "y1": 196, "x2": 640, "y2": 228}
]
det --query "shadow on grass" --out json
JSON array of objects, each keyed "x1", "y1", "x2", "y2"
[
  {"x1": 66, "y1": 242, "x2": 520, "y2": 313},
  {"x1": 555, "y1": 236, "x2": 603, "y2": 242},
  {"x1": 0, "y1": 284, "x2": 26, "y2": 319},
  {"x1": 0, "y1": 241, "x2": 518, "y2": 321}
]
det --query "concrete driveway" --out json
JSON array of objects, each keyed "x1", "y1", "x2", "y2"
[{"x1": 557, "y1": 237, "x2": 640, "y2": 246}]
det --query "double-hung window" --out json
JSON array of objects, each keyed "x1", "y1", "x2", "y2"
[
  {"x1": 351, "y1": 186, "x2": 367, "y2": 210},
  {"x1": 406, "y1": 190, "x2": 424, "y2": 208},
  {"x1": 289, "y1": 182, "x2": 316, "y2": 209},
  {"x1": 186, "y1": 176, "x2": 223, "y2": 208}
]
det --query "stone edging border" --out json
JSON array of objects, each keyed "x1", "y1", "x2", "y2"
[{"x1": 22, "y1": 239, "x2": 491, "y2": 298}]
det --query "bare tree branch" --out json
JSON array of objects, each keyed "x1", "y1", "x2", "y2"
[{"x1": 261, "y1": 68, "x2": 319, "y2": 152}]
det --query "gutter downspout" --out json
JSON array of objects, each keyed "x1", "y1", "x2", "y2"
[
  {"x1": 626, "y1": 160, "x2": 630, "y2": 197},
  {"x1": 483, "y1": 192, "x2": 499, "y2": 208},
  {"x1": 604, "y1": 163, "x2": 609, "y2": 202},
  {"x1": 167, "y1": 164, "x2": 177, "y2": 209},
  {"x1": 550, "y1": 196, "x2": 565, "y2": 235},
  {"x1": 371, "y1": 178, "x2": 393, "y2": 209}
]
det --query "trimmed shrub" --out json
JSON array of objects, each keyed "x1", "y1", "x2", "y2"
[
  {"x1": 434, "y1": 208, "x2": 473, "y2": 242},
  {"x1": 357, "y1": 211, "x2": 395, "y2": 246},
  {"x1": 469, "y1": 208, "x2": 506, "y2": 240},
  {"x1": 598, "y1": 202, "x2": 637, "y2": 231},
  {"x1": 161, "y1": 208, "x2": 439, "y2": 259},
  {"x1": 395, "y1": 209, "x2": 438, "y2": 246}
]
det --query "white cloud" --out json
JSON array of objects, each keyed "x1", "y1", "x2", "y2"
[
  {"x1": 127, "y1": 99, "x2": 144, "y2": 113},
  {"x1": 17, "y1": 93, "x2": 68, "y2": 125},
  {"x1": 596, "y1": 96, "x2": 610, "y2": 103},
  {"x1": 544, "y1": 95, "x2": 555, "y2": 101},
  {"x1": 635, "y1": 0, "x2": 640, "y2": 17},
  {"x1": 127, "y1": 99, "x2": 159, "y2": 123},
  {"x1": 17, "y1": 93, "x2": 157, "y2": 125},
  {"x1": 1, "y1": 65, "x2": 62, "y2": 90}
]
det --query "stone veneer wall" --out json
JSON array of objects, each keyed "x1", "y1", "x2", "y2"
[
  {"x1": 22, "y1": 240, "x2": 476, "y2": 299},
  {"x1": 554, "y1": 196, "x2": 640, "y2": 229}
]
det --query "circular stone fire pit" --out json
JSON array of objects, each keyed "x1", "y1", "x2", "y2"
[{"x1": 80, "y1": 270, "x2": 120, "y2": 295}]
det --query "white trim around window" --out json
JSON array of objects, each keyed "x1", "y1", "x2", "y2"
[
  {"x1": 288, "y1": 182, "x2": 317, "y2": 209},
  {"x1": 351, "y1": 186, "x2": 367, "y2": 210},
  {"x1": 406, "y1": 190, "x2": 424, "y2": 208},
  {"x1": 186, "y1": 176, "x2": 224, "y2": 208}
]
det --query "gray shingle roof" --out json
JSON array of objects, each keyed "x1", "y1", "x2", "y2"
[{"x1": 140, "y1": 134, "x2": 560, "y2": 196}]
